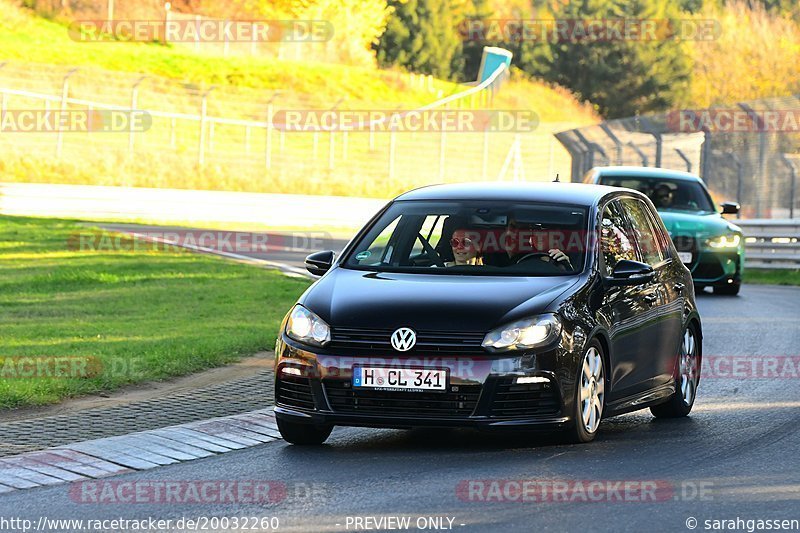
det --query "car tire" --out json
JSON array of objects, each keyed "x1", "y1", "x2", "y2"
[
  {"x1": 277, "y1": 418, "x2": 333, "y2": 445},
  {"x1": 563, "y1": 340, "x2": 605, "y2": 444},
  {"x1": 650, "y1": 322, "x2": 701, "y2": 418},
  {"x1": 713, "y1": 283, "x2": 740, "y2": 296}
]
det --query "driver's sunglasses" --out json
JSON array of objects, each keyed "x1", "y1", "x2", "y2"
[{"x1": 450, "y1": 237, "x2": 474, "y2": 248}]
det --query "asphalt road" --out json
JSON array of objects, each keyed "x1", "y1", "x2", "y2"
[{"x1": 1, "y1": 284, "x2": 798, "y2": 532}]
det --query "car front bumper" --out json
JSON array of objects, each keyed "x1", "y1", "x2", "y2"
[
  {"x1": 689, "y1": 249, "x2": 742, "y2": 286},
  {"x1": 274, "y1": 335, "x2": 575, "y2": 431}
]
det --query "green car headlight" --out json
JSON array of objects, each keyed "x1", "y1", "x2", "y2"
[{"x1": 705, "y1": 234, "x2": 741, "y2": 249}]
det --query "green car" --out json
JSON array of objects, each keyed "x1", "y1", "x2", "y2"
[{"x1": 585, "y1": 166, "x2": 744, "y2": 295}]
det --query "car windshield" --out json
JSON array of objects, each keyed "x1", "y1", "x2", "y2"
[
  {"x1": 598, "y1": 176, "x2": 716, "y2": 213},
  {"x1": 343, "y1": 200, "x2": 589, "y2": 276}
]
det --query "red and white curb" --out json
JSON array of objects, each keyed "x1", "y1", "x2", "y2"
[{"x1": 0, "y1": 409, "x2": 280, "y2": 494}]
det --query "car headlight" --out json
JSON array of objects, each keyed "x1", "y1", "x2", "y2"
[
  {"x1": 482, "y1": 314, "x2": 562, "y2": 351},
  {"x1": 285, "y1": 305, "x2": 331, "y2": 346},
  {"x1": 705, "y1": 233, "x2": 741, "y2": 249}
]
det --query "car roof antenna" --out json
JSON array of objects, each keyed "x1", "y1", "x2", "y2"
[{"x1": 553, "y1": 173, "x2": 560, "y2": 182}]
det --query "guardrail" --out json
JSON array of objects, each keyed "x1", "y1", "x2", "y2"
[{"x1": 738, "y1": 219, "x2": 800, "y2": 269}]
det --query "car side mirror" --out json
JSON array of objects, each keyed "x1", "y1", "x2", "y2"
[
  {"x1": 305, "y1": 250, "x2": 335, "y2": 276},
  {"x1": 608, "y1": 260, "x2": 655, "y2": 286},
  {"x1": 720, "y1": 202, "x2": 740, "y2": 215}
]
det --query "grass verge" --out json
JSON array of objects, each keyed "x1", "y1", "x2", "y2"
[
  {"x1": 744, "y1": 268, "x2": 800, "y2": 286},
  {"x1": 0, "y1": 214, "x2": 310, "y2": 409}
]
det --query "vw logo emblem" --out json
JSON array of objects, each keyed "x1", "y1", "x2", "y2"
[{"x1": 390, "y1": 327, "x2": 416, "y2": 352}]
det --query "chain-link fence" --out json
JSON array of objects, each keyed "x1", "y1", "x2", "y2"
[
  {"x1": 556, "y1": 96, "x2": 800, "y2": 219},
  {"x1": 0, "y1": 61, "x2": 578, "y2": 198}
]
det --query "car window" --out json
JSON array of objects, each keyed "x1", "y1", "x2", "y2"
[
  {"x1": 598, "y1": 176, "x2": 715, "y2": 213},
  {"x1": 345, "y1": 200, "x2": 589, "y2": 276},
  {"x1": 410, "y1": 215, "x2": 445, "y2": 257},
  {"x1": 600, "y1": 201, "x2": 637, "y2": 276},
  {"x1": 355, "y1": 215, "x2": 400, "y2": 266},
  {"x1": 620, "y1": 198, "x2": 665, "y2": 265}
]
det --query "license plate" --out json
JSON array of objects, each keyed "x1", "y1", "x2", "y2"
[
  {"x1": 353, "y1": 367, "x2": 447, "y2": 391},
  {"x1": 678, "y1": 251, "x2": 692, "y2": 264}
]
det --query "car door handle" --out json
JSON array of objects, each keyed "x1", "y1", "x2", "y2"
[{"x1": 674, "y1": 283, "x2": 685, "y2": 292}]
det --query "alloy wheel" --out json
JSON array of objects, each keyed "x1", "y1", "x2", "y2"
[{"x1": 580, "y1": 347, "x2": 604, "y2": 434}]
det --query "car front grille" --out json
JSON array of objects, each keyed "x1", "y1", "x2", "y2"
[
  {"x1": 276, "y1": 375, "x2": 315, "y2": 410},
  {"x1": 489, "y1": 377, "x2": 561, "y2": 418},
  {"x1": 693, "y1": 258, "x2": 725, "y2": 279},
  {"x1": 327, "y1": 327, "x2": 487, "y2": 355},
  {"x1": 323, "y1": 380, "x2": 481, "y2": 417},
  {"x1": 672, "y1": 235, "x2": 696, "y2": 252}
]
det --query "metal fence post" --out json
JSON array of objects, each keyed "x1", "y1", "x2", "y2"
[
  {"x1": 129, "y1": 76, "x2": 146, "y2": 156},
  {"x1": 780, "y1": 154, "x2": 797, "y2": 219},
  {"x1": 328, "y1": 98, "x2": 343, "y2": 171},
  {"x1": 740, "y1": 104, "x2": 767, "y2": 217},
  {"x1": 599, "y1": 123, "x2": 623, "y2": 165},
  {"x1": 730, "y1": 151, "x2": 743, "y2": 218},
  {"x1": 198, "y1": 87, "x2": 214, "y2": 166},
  {"x1": 627, "y1": 142, "x2": 648, "y2": 167},
  {"x1": 56, "y1": 68, "x2": 78, "y2": 158},
  {"x1": 675, "y1": 148, "x2": 692, "y2": 173},
  {"x1": 652, "y1": 132, "x2": 662, "y2": 167},
  {"x1": 700, "y1": 128, "x2": 711, "y2": 181},
  {"x1": 265, "y1": 93, "x2": 279, "y2": 171}
]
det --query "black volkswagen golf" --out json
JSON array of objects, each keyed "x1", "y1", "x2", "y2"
[{"x1": 274, "y1": 183, "x2": 702, "y2": 445}]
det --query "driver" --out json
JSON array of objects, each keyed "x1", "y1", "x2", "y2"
[
  {"x1": 652, "y1": 183, "x2": 675, "y2": 208},
  {"x1": 445, "y1": 228, "x2": 483, "y2": 266},
  {"x1": 487, "y1": 217, "x2": 572, "y2": 270}
]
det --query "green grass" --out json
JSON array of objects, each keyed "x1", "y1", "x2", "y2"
[
  {"x1": 0, "y1": 0, "x2": 458, "y2": 109},
  {"x1": 744, "y1": 268, "x2": 800, "y2": 286},
  {"x1": 0, "y1": 214, "x2": 310, "y2": 409}
]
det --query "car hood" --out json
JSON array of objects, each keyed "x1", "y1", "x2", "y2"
[
  {"x1": 300, "y1": 268, "x2": 580, "y2": 332},
  {"x1": 658, "y1": 209, "x2": 742, "y2": 238}
]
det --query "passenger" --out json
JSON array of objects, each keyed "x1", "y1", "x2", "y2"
[{"x1": 445, "y1": 229, "x2": 483, "y2": 266}]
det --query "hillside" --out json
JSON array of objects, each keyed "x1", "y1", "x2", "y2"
[{"x1": 0, "y1": 0, "x2": 598, "y2": 198}]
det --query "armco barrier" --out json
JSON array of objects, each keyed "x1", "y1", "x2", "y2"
[{"x1": 738, "y1": 219, "x2": 800, "y2": 269}]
